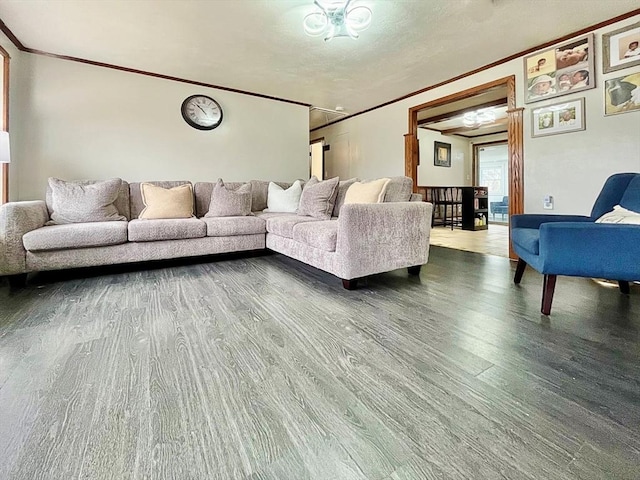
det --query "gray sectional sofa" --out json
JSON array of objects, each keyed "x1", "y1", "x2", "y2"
[{"x1": 0, "y1": 177, "x2": 433, "y2": 289}]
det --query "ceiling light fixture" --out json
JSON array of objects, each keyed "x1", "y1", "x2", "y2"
[
  {"x1": 462, "y1": 108, "x2": 496, "y2": 127},
  {"x1": 303, "y1": 0, "x2": 372, "y2": 42}
]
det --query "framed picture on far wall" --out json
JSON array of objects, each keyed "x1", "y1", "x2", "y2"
[
  {"x1": 524, "y1": 34, "x2": 595, "y2": 103},
  {"x1": 433, "y1": 141, "x2": 451, "y2": 167},
  {"x1": 604, "y1": 70, "x2": 640, "y2": 116},
  {"x1": 531, "y1": 98, "x2": 586, "y2": 138},
  {"x1": 602, "y1": 22, "x2": 640, "y2": 73}
]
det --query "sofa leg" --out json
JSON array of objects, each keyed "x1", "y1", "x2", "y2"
[
  {"x1": 541, "y1": 274, "x2": 557, "y2": 315},
  {"x1": 407, "y1": 265, "x2": 422, "y2": 276},
  {"x1": 342, "y1": 278, "x2": 358, "y2": 290},
  {"x1": 8, "y1": 273, "x2": 28, "y2": 290},
  {"x1": 514, "y1": 258, "x2": 527, "y2": 284},
  {"x1": 619, "y1": 280, "x2": 630, "y2": 294}
]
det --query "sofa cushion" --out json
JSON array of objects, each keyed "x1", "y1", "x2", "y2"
[
  {"x1": 205, "y1": 179, "x2": 252, "y2": 217},
  {"x1": 138, "y1": 183, "x2": 194, "y2": 220},
  {"x1": 266, "y1": 215, "x2": 321, "y2": 239},
  {"x1": 383, "y1": 176, "x2": 414, "y2": 202},
  {"x1": 202, "y1": 216, "x2": 266, "y2": 237},
  {"x1": 265, "y1": 180, "x2": 303, "y2": 213},
  {"x1": 619, "y1": 177, "x2": 640, "y2": 213},
  {"x1": 23, "y1": 222, "x2": 128, "y2": 252},
  {"x1": 345, "y1": 178, "x2": 391, "y2": 204},
  {"x1": 46, "y1": 179, "x2": 131, "y2": 220},
  {"x1": 511, "y1": 228, "x2": 540, "y2": 255},
  {"x1": 194, "y1": 181, "x2": 247, "y2": 217},
  {"x1": 46, "y1": 177, "x2": 127, "y2": 225},
  {"x1": 128, "y1": 218, "x2": 206, "y2": 242},
  {"x1": 297, "y1": 176, "x2": 339, "y2": 220},
  {"x1": 293, "y1": 220, "x2": 338, "y2": 252},
  {"x1": 332, "y1": 178, "x2": 359, "y2": 217}
]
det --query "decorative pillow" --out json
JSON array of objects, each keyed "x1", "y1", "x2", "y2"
[
  {"x1": 595, "y1": 205, "x2": 640, "y2": 225},
  {"x1": 265, "y1": 180, "x2": 303, "y2": 213},
  {"x1": 297, "y1": 176, "x2": 340, "y2": 220},
  {"x1": 47, "y1": 177, "x2": 126, "y2": 225},
  {"x1": 332, "y1": 178, "x2": 359, "y2": 217},
  {"x1": 344, "y1": 178, "x2": 391, "y2": 205},
  {"x1": 205, "y1": 179, "x2": 252, "y2": 217},
  {"x1": 139, "y1": 183, "x2": 194, "y2": 219}
]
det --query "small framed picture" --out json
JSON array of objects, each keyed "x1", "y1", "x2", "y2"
[
  {"x1": 602, "y1": 22, "x2": 640, "y2": 74},
  {"x1": 524, "y1": 34, "x2": 595, "y2": 103},
  {"x1": 433, "y1": 141, "x2": 451, "y2": 167},
  {"x1": 531, "y1": 98, "x2": 585, "y2": 137},
  {"x1": 604, "y1": 70, "x2": 640, "y2": 116}
]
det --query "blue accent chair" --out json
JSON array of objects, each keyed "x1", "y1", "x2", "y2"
[
  {"x1": 511, "y1": 173, "x2": 640, "y2": 315},
  {"x1": 490, "y1": 196, "x2": 509, "y2": 220}
]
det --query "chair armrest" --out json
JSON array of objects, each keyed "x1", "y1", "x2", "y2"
[
  {"x1": 511, "y1": 214, "x2": 592, "y2": 229},
  {"x1": 540, "y1": 222, "x2": 640, "y2": 279},
  {"x1": 0, "y1": 201, "x2": 49, "y2": 275},
  {"x1": 336, "y1": 202, "x2": 432, "y2": 279}
]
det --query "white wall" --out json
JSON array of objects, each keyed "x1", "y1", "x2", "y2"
[
  {"x1": 417, "y1": 129, "x2": 471, "y2": 186},
  {"x1": 313, "y1": 15, "x2": 640, "y2": 216},
  {"x1": 10, "y1": 52, "x2": 309, "y2": 200}
]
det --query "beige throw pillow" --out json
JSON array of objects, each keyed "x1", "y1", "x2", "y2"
[
  {"x1": 344, "y1": 178, "x2": 391, "y2": 204},
  {"x1": 205, "y1": 179, "x2": 252, "y2": 217},
  {"x1": 47, "y1": 177, "x2": 126, "y2": 225},
  {"x1": 139, "y1": 183, "x2": 194, "y2": 219}
]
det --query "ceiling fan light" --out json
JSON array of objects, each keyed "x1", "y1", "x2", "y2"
[
  {"x1": 303, "y1": 12, "x2": 329, "y2": 36},
  {"x1": 346, "y1": 6, "x2": 372, "y2": 31}
]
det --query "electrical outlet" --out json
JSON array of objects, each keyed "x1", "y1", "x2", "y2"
[{"x1": 543, "y1": 195, "x2": 554, "y2": 210}]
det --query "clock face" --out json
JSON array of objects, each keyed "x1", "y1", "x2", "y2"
[{"x1": 181, "y1": 95, "x2": 223, "y2": 130}]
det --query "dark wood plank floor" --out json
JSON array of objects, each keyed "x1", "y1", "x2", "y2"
[{"x1": 0, "y1": 246, "x2": 638, "y2": 480}]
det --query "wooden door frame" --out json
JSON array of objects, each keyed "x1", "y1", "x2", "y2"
[
  {"x1": 405, "y1": 75, "x2": 523, "y2": 259},
  {"x1": 0, "y1": 45, "x2": 9, "y2": 204}
]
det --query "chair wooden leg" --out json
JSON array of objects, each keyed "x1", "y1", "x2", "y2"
[
  {"x1": 514, "y1": 258, "x2": 527, "y2": 284},
  {"x1": 408, "y1": 265, "x2": 421, "y2": 276},
  {"x1": 619, "y1": 280, "x2": 630, "y2": 294},
  {"x1": 541, "y1": 274, "x2": 557, "y2": 315},
  {"x1": 342, "y1": 278, "x2": 358, "y2": 290}
]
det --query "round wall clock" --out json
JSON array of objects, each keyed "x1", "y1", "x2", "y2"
[{"x1": 181, "y1": 94, "x2": 223, "y2": 130}]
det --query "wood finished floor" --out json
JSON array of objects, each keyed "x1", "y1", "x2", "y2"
[
  {"x1": 0, "y1": 247, "x2": 638, "y2": 480},
  {"x1": 429, "y1": 224, "x2": 510, "y2": 258}
]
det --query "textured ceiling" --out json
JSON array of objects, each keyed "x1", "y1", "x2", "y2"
[{"x1": 0, "y1": 0, "x2": 637, "y2": 129}]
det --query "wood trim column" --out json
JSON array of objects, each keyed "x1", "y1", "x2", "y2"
[
  {"x1": 507, "y1": 106, "x2": 524, "y2": 260},
  {"x1": 1, "y1": 45, "x2": 9, "y2": 204},
  {"x1": 404, "y1": 133, "x2": 418, "y2": 191}
]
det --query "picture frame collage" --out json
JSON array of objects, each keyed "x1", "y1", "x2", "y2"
[{"x1": 525, "y1": 21, "x2": 640, "y2": 137}]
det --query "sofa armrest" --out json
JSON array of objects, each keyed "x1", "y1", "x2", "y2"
[
  {"x1": 511, "y1": 214, "x2": 592, "y2": 229},
  {"x1": 540, "y1": 222, "x2": 640, "y2": 279},
  {"x1": 0, "y1": 201, "x2": 49, "y2": 275},
  {"x1": 335, "y1": 201, "x2": 433, "y2": 279}
]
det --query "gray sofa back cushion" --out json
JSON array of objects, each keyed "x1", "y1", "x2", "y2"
[
  {"x1": 194, "y1": 181, "x2": 246, "y2": 218},
  {"x1": 129, "y1": 181, "x2": 192, "y2": 219},
  {"x1": 383, "y1": 176, "x2": 413, "y2": 202},
  {"x1": 46, "y1": 179, "x2": 131, "y2": 220}
]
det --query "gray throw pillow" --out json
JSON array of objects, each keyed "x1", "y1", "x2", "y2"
[
  {"x1": 205, "y1": 179, "x2": 252, "y2": 217},
  {"x1": 332, "y1": 177, "x2": 359, "y2": 217},
  {"x1": 47, "y1": 177, "x2": 126, "y2": 225},
  {"x1": 297, "y1": 176, "x2": 339, "y2": 220}
]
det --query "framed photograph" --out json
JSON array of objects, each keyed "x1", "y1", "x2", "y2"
[
  {"x1": 531, "y1": 98, "x2": 585, "y2": 137},
  {"x1": 604, "y1": 70, "x2": 640, "y2": 116},
  {"x1": 602, "y1": 22, "x2": 640, "y2": 73},
  {"x1": 433, "y1": 141, "x2": 451, "y2": 167},
  {"x1": 524, "y1": 34, "x2": 595, "y2": 103}
]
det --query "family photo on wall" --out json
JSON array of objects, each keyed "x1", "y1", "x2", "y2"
[{"x1": 524, "y1": 34, "x2": 595, "y2": 103}]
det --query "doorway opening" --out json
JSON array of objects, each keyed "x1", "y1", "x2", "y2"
[
  {"x1": 405, "y1": 76, "x2": 523, "y2": 259},
  {"x1": 309, "y1": 137, "x2": 324, "y2": 180},
  {"x1": 474, "y1": 141, "x2": 509, "y2": 225}
]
